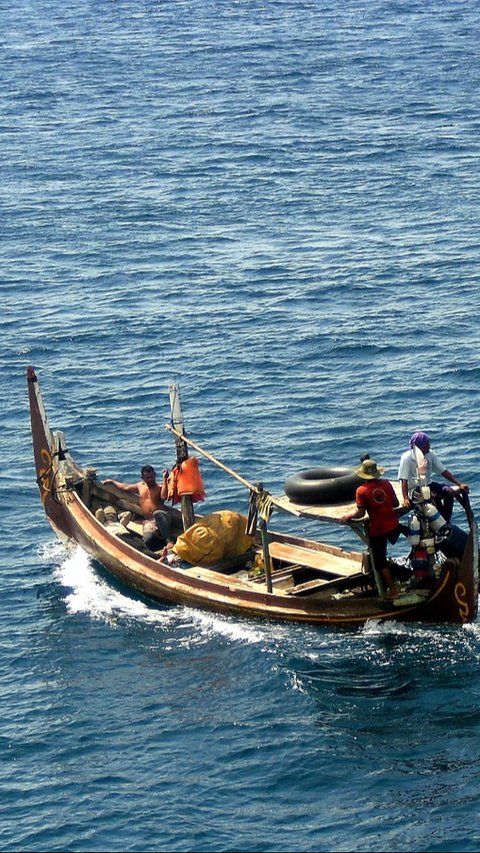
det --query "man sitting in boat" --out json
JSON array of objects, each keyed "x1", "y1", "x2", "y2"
[
  {"x1": 340, "y1": 457, "x2": 408, "y2": 599},
  {"x1": 104, "y1": 465, "x2": 173, "y2": 550},
  {"x1": 398, "y1": 432, "x2": 469, "y2": 523}
]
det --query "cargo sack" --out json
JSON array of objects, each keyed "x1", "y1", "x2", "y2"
[{"x1": 174, "y1": 510, "x2": 254, "y2": 565}]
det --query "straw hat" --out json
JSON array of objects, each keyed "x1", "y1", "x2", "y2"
[{"x1": 355, "y1": 458, "x2": 385, "y2": 479}]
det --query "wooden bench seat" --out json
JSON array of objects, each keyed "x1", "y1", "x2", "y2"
[
  {"x1": 289, "y1": 572, "x2": 366, "y2": 596},
  {"x1": 181, "y1": 566, "x2": 257, "y2": 590},
  {"x1": 267, "y1": 540, "x2": 361, "y2": 578}
]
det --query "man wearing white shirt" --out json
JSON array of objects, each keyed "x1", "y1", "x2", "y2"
[{"x1": 398, "y1": 431, "x2": 469, "y2": 523}]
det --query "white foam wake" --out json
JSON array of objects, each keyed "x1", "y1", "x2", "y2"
[
  {"x1": 40, "y1": 541, "x2": 174, "y2": 624},
  {"x1": 38, "y1": 540, "x2": 271, "y2": 645}
]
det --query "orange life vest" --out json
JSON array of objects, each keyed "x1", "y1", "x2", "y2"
[
  {"x1": 168, "y1": 457, "x2": 205, "y2": 504},
  {"x1": 167, "y1": 466, "x2": 180, "y2": 504}
]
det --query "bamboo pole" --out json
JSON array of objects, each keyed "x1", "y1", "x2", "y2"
[
  {"x1": 165, "y1": 424, "x2": 259, "y2": 493},
  {"x1": 259, "y1": 520, "x2": 273, "y2": 594},
  {"x1": 168, "y1": 385, "x2": 195, "y2": 530},
  {"x1": 349, "y1": 522, "x2": 385, "y2": 598}
]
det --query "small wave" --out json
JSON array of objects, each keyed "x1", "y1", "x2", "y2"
[
  {"x1": 37, "y1": 539, "x2": 68, "y2": 563},
  {"x1": 179, "y1": 609, "x2": 267, "y2": 646},
  {"x1": 49, "y1": 545, "x2": 175, "y2": 626},
  {"x1": 43, "y1": 543, "x2": 273, "y2": 647},
  {"x1": 361, "y1": 619, "x2": 415, "y2": 637},
  {"x1": 464, "y1": 621, "x2": 480, "y2": 637}
]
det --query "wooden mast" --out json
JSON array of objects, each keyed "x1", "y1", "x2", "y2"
[
  {"x1": 165, "y1": 422, "x2": 274, "y2": 593},
  {"x1": 168, "y1": 383, "x2": 195, "y2": 531}
]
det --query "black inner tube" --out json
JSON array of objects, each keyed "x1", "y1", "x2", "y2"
[{"x1": 285, "y1": 467, "x2": 363, "y2": 505}]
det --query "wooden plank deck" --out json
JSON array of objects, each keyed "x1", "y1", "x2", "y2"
[
  {"x1": 267, "y1": 540, "x2": 361, "y2": 577},
  {"x1": 181, "y1": 565, "x2": 263, "y2": 590},
  {"x1": 272, "y1": 480, "x2": 404, "y2": 522}
]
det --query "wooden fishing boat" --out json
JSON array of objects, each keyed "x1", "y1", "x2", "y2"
[{"x1": 27, "y1": 366, "x2": 479, "y2": 627}]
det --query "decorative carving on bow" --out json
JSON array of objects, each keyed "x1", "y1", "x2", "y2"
[
  {"x1": 454, "y1": 582, "x2": 470, "y2": 621},
  {"x1": 38, "y1": 448, "x2": 54, "y2": 506}
]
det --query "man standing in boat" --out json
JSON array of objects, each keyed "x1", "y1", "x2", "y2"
[
  {"x1": 398, "y1": 431, "x2": 469, "y2": 522},
  {"x1": 104, "y1": 465, "x2": 173, "y2": 550},
  {"x1": 340, "y1": 458, "x2": 406, "y2": 599}
]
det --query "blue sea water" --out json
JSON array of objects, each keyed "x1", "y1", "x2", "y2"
[{"x1": 3, "y1": 0, "x2": 480, "y2": 850}]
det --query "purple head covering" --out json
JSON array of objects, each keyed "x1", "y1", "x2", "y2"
[{"x1": 409, "y1": 431, "x2": 430, "y2": 452}]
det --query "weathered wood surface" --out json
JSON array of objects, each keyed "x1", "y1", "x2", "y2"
[
  {"x1": 267, "y1": 540, "x2": 362, "y2": 577},
  {"x1": 272, "y1": 480, "x2": 404, "y2": 522}
]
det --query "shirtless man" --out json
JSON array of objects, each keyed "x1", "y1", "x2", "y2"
[{"x1": 104, "y1": 465, "x2": 172, "y2": 550}]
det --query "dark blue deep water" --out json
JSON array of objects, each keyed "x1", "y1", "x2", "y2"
[{"x1": 3, "y1": 1, "x2": 480, "y2": 850}]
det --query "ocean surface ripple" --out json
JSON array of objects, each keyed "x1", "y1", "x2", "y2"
[{"x1": 3, "y1": 1, "x2": 480, "y2": 851}]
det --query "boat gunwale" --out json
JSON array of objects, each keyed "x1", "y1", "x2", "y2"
[
  {"x1": 27, "y1": 365, "x2": 479, "y2": 626},
  {"x1": 50, "y1": 482, "x2": 466, "y2": 625}
]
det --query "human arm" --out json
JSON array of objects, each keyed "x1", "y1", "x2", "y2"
[
  {"x1": 160, "y1": 469, "x2": 169, "y2": 501},
  {"x1": 103, "y1": 479, "x2": 140, "y2": 494},
  {"x1": 441, "y1": 469, "x2": 469, "y2": 492},
  {"x1": 397, "y1": 452, "x2": 413, "y2": 507},
  {"x1": 400, "y1": 479, "x2": 410, "y2": 507},
  {"x1": 340, "y1": 484, "x2": 367, "y2": 524},
  {"x1": 340, "y1": 506, "x2": 366, "y2": 524}
]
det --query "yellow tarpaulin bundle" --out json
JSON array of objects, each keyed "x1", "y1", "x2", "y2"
[{"x1": 174, "y1": 511, "x2": 254, "y2": 566}]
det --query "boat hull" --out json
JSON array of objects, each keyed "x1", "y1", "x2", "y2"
[{"x1": 27, "y1": 367, "x2": 479, "y2": 627}]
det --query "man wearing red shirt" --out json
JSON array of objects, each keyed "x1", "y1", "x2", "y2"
[{"x1": 341, "y1": 457, "x2": 405, "y2": 599}]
